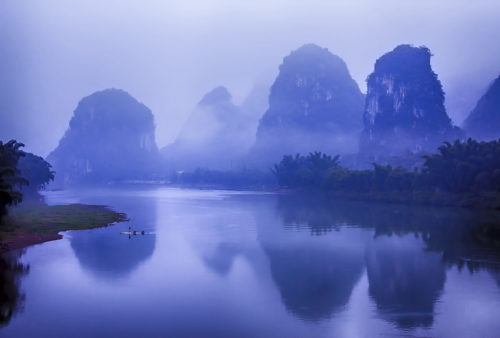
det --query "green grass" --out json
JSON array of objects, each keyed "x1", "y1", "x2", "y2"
[{"x1": 0, "y1": 203, "x2": 128, "y2": 240}]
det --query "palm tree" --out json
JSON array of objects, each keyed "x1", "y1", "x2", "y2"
[{"x1": 0, "y1": 140, "x2": 28, "y2": 217}]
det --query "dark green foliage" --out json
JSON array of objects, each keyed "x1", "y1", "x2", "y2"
[
  {"x1": 272, "y1": 152, "x2": 340, "y2": 189},
  {"x1": 274, "y1": 139, "x2": 500, "y2": 195},
  {"x1": 0, "y1": 140, "x2": 28, "y2": 216},
  {"x1": 422, "y1": 139, "x2": 500, "y2": 193},
  {"x1": 17, "y1": 153, "x2": 55, "y2": 194},
  {"x1": 325, "y1": 163, "x2": 416, "y2": 193}
]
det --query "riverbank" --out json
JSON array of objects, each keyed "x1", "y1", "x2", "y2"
[{"x1": 0, "y1": 203, "x2": 128, "y2": 253}]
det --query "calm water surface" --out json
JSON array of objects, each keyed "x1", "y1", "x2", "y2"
[{"x1": 1, "y1": 186, "x2": 500, "y2": 337}]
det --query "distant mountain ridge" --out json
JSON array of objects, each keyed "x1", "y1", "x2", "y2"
[
  {"x1": 48, "y1": 88, "x2": 158, "y2": 185},
  {"x1": 251, "y1": 43, "x2": 365, "y2": 166},
  {"x1": 463, "y1": 75, "x2": 500, "y2": 141},
  {"x1": 161, "y1": 85, "x2": 267, "y2": 171},
  {"x1": 360, "y1": 45, "x2": 463, "y2": 157},
  {"x1": 45, "y1": 44, "x2": 498, "y2": 182}
]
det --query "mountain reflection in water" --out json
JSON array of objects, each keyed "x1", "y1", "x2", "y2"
[
  {"x1": 1, "y1": 188, "x2": 500, "y2": 337},
  {"x1": 69, "y1": 193, "x2": 157, "y2": 279},
  {"x1": 272, "y1": 195, "x2": 500, "y2": 326}
]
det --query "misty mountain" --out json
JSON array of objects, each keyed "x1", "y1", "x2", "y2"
[
  {"x1": 360, "y1": 45, "x2": 463, "y2": 157},
  {"x1": 162, "y1": 85, "x2": 267, "y2": 171},
  {"x1": 250, "y1": 43, "x2": 365, "y2": 167},
  {"x1": 463, "y1": 75, "x2": 500, "y2": 141},
  {"x1": 47, "y1": 89, "x2": 158, "y2": 185}
]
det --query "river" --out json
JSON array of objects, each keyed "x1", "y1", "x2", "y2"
[{"x1": 1, "y1": 186, "x2": 500, "y2": 337}]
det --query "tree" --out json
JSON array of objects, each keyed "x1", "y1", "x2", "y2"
[
  {"x1": 17, "y1": 152, "x2": 55, "y2": 195},
  {"x1": 422, "y1": 139, "x2": 500, "y2": 192},
  {"x1": 272, "y1": 152, "x2": 340, "y2": 189},
  {"x1": 0, "y1": 140, "x2": 28, "y2": 216}
]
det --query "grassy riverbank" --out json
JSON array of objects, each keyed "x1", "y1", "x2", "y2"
[{"x1": 0, "y1": 203, "x2": 128, "y2": 253}]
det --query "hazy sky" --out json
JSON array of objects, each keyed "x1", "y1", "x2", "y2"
[{"x1": 1, "y1": 0, "x2": 499, "y2": 156}]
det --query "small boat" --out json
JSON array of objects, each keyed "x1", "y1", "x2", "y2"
[{"x1": 120, "y1": 231, "x2": 154, "y2": 235}]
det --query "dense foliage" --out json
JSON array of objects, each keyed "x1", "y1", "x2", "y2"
[
  {"x1": 273, "y1": 139, "x2": 500, "y2": 194},
  {"x1": 0, "y1": 140, "x2": 55, "y2": 217},
  {"x1": 17, "y1": 153, "x2": 55, "y2": 194},
  {"x1": 423, "y1": 139, "x2": 500, "y2": 193},
  {"x1": 272, "y1": 152, "x2": 340, "y2": 188},
  {"x1": 0, "y1": 140, "x2": 28, "y2": 216}
]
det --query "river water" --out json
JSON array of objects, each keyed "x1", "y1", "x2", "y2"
[{"x1": 1, "y1": 186, "x2": 500, "y2": 337}]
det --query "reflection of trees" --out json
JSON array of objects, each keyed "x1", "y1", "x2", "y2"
[
  {"x1": 366, "y1": 238, "x2": 445, "y2": 328},
  {"x1": 0, "y1": 251, "x2": 28, "y2": 327},
  {"x1": 70, "y1": 196, "x2": 156, "y2": 279},
  {"x1": 278, "y1": 194, "x2": 500, "y2": 270},
  {"x1": 277, "y1": 195, "x2": 342, "y2": 235},
  {"x1": 275, "y1": 194, "x2": 500, "y2": 328},
  {"x1": 490, "y1": 269, "x2": 500, "y2": 288}
]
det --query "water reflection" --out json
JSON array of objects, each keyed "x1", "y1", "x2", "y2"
[
  {"x1": 366, "y1": 236, "x2": 445, "y2": 328},
  {"x1": 1, "y1": 188, "x2": 500, "y2": 336},
  {"x1": 272, "y1": 195, "x2": 500, "y2": 328},
  {"x1": 257, "y1": 198, "x2": 367, "y2": 322},
  {"x1": 202, "y1": 243, "x2": 240, "y2": 277},
  {"x1": 0, "y1": 251, "x2": 28, "y2": 327},
  {"x1": 263, "y1": 243, "x2": 365, "y2": 321},
  {"x1": 68, "y1": 192, "x2": 157, "y2": 280}
]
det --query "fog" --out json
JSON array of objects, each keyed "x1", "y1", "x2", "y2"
[{"x1": 1, "y1": 0, "x2": 500, "y2": 157}]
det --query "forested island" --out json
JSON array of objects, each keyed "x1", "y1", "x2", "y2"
[{"x1": 0, "y1": 140, "x2": 127, "y2": 253}]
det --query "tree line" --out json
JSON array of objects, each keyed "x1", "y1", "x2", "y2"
[
  {"x1": 272, "y1": 139, "x2": 500, "y2": 194},
  {"x1": 0, "y1": 140, "x2": 54, "y2": 217}
]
